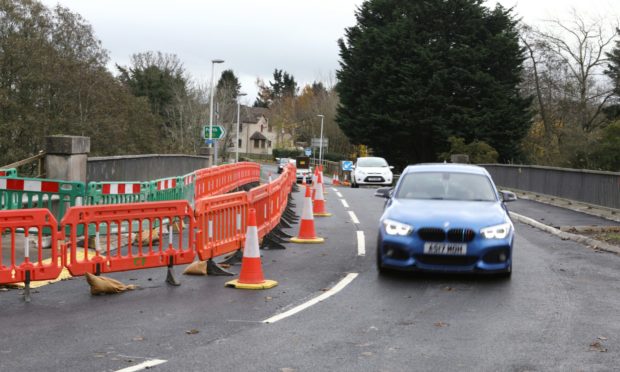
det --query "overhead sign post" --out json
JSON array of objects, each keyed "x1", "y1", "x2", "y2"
[{"x1": 203, "y1": 125, "x2": 226, "y2": 140}]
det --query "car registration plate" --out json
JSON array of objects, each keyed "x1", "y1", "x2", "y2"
[
  {"x1": 423, "y1": 242, "x2": 467, "y2": 255},
  {"x1": 367, "y1": 177, "x2": 382, "y2": 181}
]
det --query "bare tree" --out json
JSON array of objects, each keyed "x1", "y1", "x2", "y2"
[{"x1": 535, "y1": 10, "x2": 618, "y2": 132}]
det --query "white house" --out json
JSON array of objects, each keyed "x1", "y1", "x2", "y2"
[{"x1": 226, "y1": 106, "x2": 293, "y2": 157}]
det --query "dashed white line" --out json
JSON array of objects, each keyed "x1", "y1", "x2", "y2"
[
  {"x1": 348, "y1": 211, "x2": 360, "y2": 224},
  {"x1": 340, "y1": 199, "x2": 350, "y2": 208},
  {"x1": 356, "y1": 231, "x2": 366, "y2": 256},
  {"x1": 336, "y1": 191, "x2": 343, "y2": 198},
  {"x1": 263, "y1": 273, "x2": 359, "y2": 324},
  {"x1": 115, "y1": 359, "x2": 167, "y2": 372}
]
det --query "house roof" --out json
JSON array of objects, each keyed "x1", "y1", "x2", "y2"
[
  {"x1": 241, "y1": 106, "x2": 270, "y2": 123},
  {"x1": 250, "y1": 131, "x2": 267, "y2": 140}
]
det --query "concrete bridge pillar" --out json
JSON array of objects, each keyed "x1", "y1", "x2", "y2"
[{"x1": 45, "y1": 135, "x2": 90, "y2": 183}]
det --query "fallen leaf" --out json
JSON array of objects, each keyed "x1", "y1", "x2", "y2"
[
  {"x1": 280, "y1": 368, "x2": 296, "y2": 372},
  {"x1": 589, "y1": 341, "x2": 608, "y2": 352},
  {"x1": 321, "y1": 288, "x2": 330, "y2": 292},
  {"x1": 132, "y1": 336, "x2": 144, "y2": 341},
  {"x1": 220, "y1": 263, "x2": 231, "y2": 268},
  {"x1": 186, "y1": 329, "x2": 199, "y2": 335},
  {"x1": 434, "y1": 321, "x2": 449, "y2": 328},
  {"x1": 441, "y1": 286, "x2": 454, "y2": 292},
  {"x1": 265, "y1": 296, "x2": 273, "y2": 301},
  {"x1": 597, "y1": 336, "x2": 608, "y2": 341},
  {"x1": 361, "y1": 351, "x2": 374, "y2": 356}
]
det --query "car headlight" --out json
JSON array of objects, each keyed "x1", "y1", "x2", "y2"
[
  {"x1": 383, "y1": 219, "x2": 413, "y2": 236},
  {"x1": 480, "y1": 222, "x2": 512, "y2": 239}
]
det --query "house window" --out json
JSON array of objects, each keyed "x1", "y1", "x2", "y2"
[
  {"x1": 254, "y1": 139, "x2": 260, "y2": 148},
  {"x1": 238, "y1": 139, "x2": 242, "y2": 147},
  {"x1": 267, "y1": 140, "x2": 272, "y2": 148},
  {"x1": 261, "y1": 140, "x2": 266, "y2": 149}
]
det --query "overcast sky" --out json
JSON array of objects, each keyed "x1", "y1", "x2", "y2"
[{"x1": 39, "y1": 0, "x2": 620, "y2": 103}]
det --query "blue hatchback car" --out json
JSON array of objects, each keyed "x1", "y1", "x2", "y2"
[{"x1": 375, "y1": 163, "x2": 516, "y2": 277}]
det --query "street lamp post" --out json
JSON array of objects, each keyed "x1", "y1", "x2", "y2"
[
  {"x1": 317, "y1": 114, "x2": 324, "y2": 168},
  {"x1": 236, "y1": 92, "x2": 247, "y2": 163},
  {"x1": 209, "y1": 59, "x2": 224, "y2": 166}
]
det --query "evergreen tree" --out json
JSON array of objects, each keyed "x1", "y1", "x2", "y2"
[
  {"x1": 336, "y1": 0, "x2": 532, "y2": 166},
  {"x1": 604, "y1": 28, "x2": 620, "y2": 121}
]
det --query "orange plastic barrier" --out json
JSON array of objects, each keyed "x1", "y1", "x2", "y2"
[
  {"x1": 61, "y1": 201, "x2": 195, "y2": 276},
  {"x1": 0, "y1": 209, "x2": 63, "y2": 284},
  {"x1": 194, "y1": 192, "x2": 248, "y2": 261},
  {"x1": 194, "y1": 162, "x2": 260, "y2": 200},
  {"x1": 0, "y1": 162, "x2": 292, "y2": 289}
]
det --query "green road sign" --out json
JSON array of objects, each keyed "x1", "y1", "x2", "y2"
[{"x1": 203, "y1": 125, "x2": 226, "y2": 140}]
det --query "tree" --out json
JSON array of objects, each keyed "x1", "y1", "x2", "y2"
[
  {"x1": 589, "y1": 121, "x2": 620, "y2": 171},
  {"x1": 0, "y1": 0, "x2": 159, "y2": 166},
  {"x1": 117, "y1": 52, "x2": 204, "y2": 152},
  {"x1": 439, "y1": 137, "x2": 499, "y2": 164},
  {"x1": 535, "y1": 12, "x2": 617, "y2": 133},
  {"x1": 336, "y1": 0, "x2": 532, "y2": 168},
  {"x1": 605, "y1": 27, "x2": 620, "y2": 120},
  {"x1": 215, "y1": 69, "x2": 242, "y2": 157}
]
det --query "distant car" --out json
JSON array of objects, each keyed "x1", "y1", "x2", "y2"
[
  {"x1": 296, "y1": 167, "x2": 312, "y2": 184},
  {"x1": 277, "y1": 158, "x2": 292, "y2": 174},
  {"x1": 375, "y1": 163, "x2": 516, "y2": 277},
  {"x1": 351, "y1": 156, "x2": 393, "y2": 188}
]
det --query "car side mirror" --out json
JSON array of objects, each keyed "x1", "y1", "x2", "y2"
[
  {"x1": 500, "y1": 190, "x2": 517, "y2": 202},
  {"x1": 375, "y1": 187, "x2": 393, "y2": 199}
]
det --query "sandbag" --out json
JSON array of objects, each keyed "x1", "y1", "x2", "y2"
[
  {"x1": 183, "y1": 260, "x2": 207, "y2": 276},
  {"x1": 85, "y1": 272, "x2": 137, "y2": 295}
]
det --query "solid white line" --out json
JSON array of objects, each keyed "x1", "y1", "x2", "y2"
[
  {"x1": 263, "y1": 273, "x2": 359, "y2": 324},
  {"x1": 336, "y1": 191, "x2": 343, "y2": 198},
  {"x1": 115, "y1": 359, "x2": 167, "y2": 372},
  {"x1": 348, "y1": 211, "x2": 360, "y2": 224},
  {"x1": 340, "y1": 199, "x2": 350, "y2": 208},
  {"x1": 357, "y1": 230, "x2": 366, "y2": 256}
]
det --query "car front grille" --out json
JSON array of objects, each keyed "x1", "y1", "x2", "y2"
[
  {"x1": 417, "y1": 228, "x2": 445, "y2": 242},
  {"x1": 447, "y1": 228, "x2": 476, "y2": 242},
  {"x1": 414, "y1": 255, "x2": 478, "y2": 266},
  {"x1": 417, "y1": 228, "x2": 476, "y2": 242}
]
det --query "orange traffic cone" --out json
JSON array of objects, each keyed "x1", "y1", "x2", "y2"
[
  {"x1": 226, "y1": 208, "x2": 278, "y2": 289},
  {"x1": 313, "y1": 173, "x2": 332, "y2": 217},
  {"x1": 332, "y1": 174, "x2": 340, "y2": 186},
  {"x1": 290, "y1": 185, "x2": 325, "y2": 243}
]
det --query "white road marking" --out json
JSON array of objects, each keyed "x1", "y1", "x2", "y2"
[
  {"x1": 263, "y1": 273, "x2": 359, "y2": 324},
  {"x1": 348, "y1": 211, "x2": 360, "y2": 224},
  {"x1": 356, "y1": 230, "x2": 366, "y2": 256},
  {"x1": 336, "y1": 191, "x2": 343, "y2": 198},
  {"x1": 115, "y1": 359, "x2": 167, "y2": 372},
  {"x1": 340, "y1": 199, "x2": 350, "y2": 208},
  {"x1": 331, "y1": 187, "x2": 338, "y2": 191}
]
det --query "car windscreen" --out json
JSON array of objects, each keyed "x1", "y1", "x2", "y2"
[
  {"x1": 395, "y1": 172, "x2": 497, "y2": 201},
  {"x1": 357, "y1": 158, "x2": 388, "y2": 167}
]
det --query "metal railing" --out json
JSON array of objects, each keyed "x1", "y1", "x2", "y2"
[{"x1": 481, "y1": 164, "x2": 620, "y2": 210}]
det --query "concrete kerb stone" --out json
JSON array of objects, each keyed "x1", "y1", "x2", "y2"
[{"x1": 510, "y1": 211, "x2": 620, "y2": 255}]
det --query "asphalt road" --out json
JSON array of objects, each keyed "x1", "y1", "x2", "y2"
[{"x1": 1, "y1": 166, "x2": 620, "y2": 371}]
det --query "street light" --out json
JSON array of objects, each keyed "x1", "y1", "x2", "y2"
[
  {"x1": 236, "y1": 92, "x2": 247, "y2": 163},
  {"x1": 209, "y1": 59, "x2": 224, "y2": 166},
  {"x1": 317, "y1": 114, "x2": 324, "y2": 167}
]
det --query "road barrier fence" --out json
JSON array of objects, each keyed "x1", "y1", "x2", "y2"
[{"x1": 0, "y1": 162, "x2": 296, "y2": 298}]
